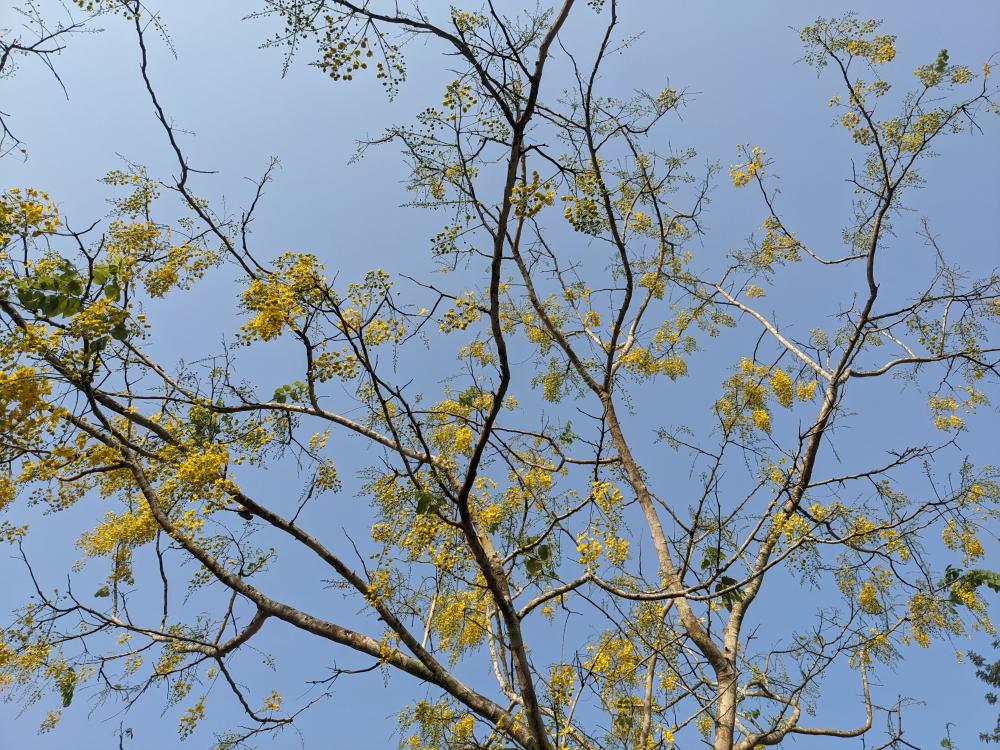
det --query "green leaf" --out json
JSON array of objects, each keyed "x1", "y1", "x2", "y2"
[
  {"x1": 58, "y1": 669, "x2": 76, "y2": 707},
  {"x1": 943, "y1": 567, "x2": 1000, "y2": 608},
  {"x1": 40, "y1": 294, "x2": 60, "y2": 316},
  {"x1": 415, "y1": 489, "x2": 445, "y2": 515},
  {"x1": 934, "y1": 49, "x2": 949, "y2": 74},
  {"x1": 94, "y1": 585, "x2": 111, "y2": 598},
  {"x1": 523, "y1": 539, "x2": 554, "y2": 579},
  {"x1": 715, "y1": 576, "x2": 745, "y2": 611},
  {"x1": 700, "y1": 546, "x2": 722, "y2": 571},
  {"x1": 966, "y1": 569, "x2": 1000, "y2": 593}
]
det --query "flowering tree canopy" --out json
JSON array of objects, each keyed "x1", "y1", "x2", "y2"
[{"x1": 1, "y1": 2, "x2": 999, "y2": 749}]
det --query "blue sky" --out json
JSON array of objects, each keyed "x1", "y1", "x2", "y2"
[{"x1": 2, "y1": 1, "x2": 999, "y2": 748}]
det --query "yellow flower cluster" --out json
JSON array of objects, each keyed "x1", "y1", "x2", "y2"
[
  {"x1": 716, "y1": 358, "x2": 813, "y2": 435},
  {"x1": 657, "y1": 87, "x2": 680, "y2": 111},
  {"x1": 801, "y1": 18, "x2": 895, "y2": 67},
  {"x1": 0, "y1": 366, "x2": 51, "y2": 439},
  {"x1": 914, "y1": 63, "x2": 974, "y2": 88},
  {"x1": 941, "y1": 519, "x2": 985, "y2": 564},
  {"x1": 858, "y1": 583, "x2": 880, "y2": 612},
  {"x1": 880, "y1": 527, "x2": 911, "y2": 560},
  {"x1": 651, "y1": 307, "x2": 697, "y2": 352},
  {"x1": 729, "y1": 146, "x2": 765, "y2": 188},
  {"x1": 442, "y1": 80, "x2": 478, "y2": 116},
  {"x1": 510, "y1": 171, "x2": 555, "y2": 218},
  {"x1": 583, "y1": 310, "x2": 602, "y2": 329},
  {"x1": 576, "y1": 530, "x2": 603, "y2": 567},
  {"x1": 77, "y1": 503, "x2": 158, "y2": 558},
  {"x1": 854, "y1": 627, "x2": 895, "y2": 667},
  {"x1": 603, "y1": 534, "x2": 630, "y2": 566},
  {"x1": 438, "y1": 292, "x2": 480, "y2": 333},
  {"x1": 858, "y1": 567, "x2": 892, "y2": 613},
  {"x1": 966, "y1": 480, "x2": 999, "y2": 507},
  {"x1": 174, "y1": 443, "x2": 229, "y2": 492},
  {"x1": 68, "y1": 297, "x2": 124, "y2": 339},
  {"x1": 619, "y1": 346, "x2": 688, "y2": 381},
  {"x1": 0, "y1": 187, "x2": 60, "y2": 243},
  {"x1": 638, "y1": 271, "x2": 666, "y2": 299},
  {"x1": 576, "y1": 481, "x2": 630, "y2": 567},
  {"x1": 101, "y1": 168, "x2": 161, "y2": 217},
  {"x1": 696, "y1": 714, "x2": 713, "y2": 738},
  {"x1": 177, "y1": 695, "x2": 206, "y2": 739},
  {"x1": 845, "y1": 34, "x2": 896, "y2": 64},
  {"x1": 522, "y1": 466, "x2": 553, "y2": 494},
  {"x1": 562, "y1": 193, "x2": 601, "y2": 233},
  {"x1": 320, "y1": 34, "x2": 374, "y2": 82},
  {"x1": 540, "y1": 370, "x2": 562, "y2": 402},
  {"x1": 797, "y1": 380, "x2": 818, "y2": 401},
  {"x1": 432, "y1": 224, "x2": 461, "y2": 254},
  {"x1": 769, "y1": 369, "x2": 794, "y2": 408},
  {"x1": 457, "y1": 339, "x2": 495, "y2": 366},
  {"x1": 839, "y1": 110, "x2": 875, "y2": 145},
  {"x1": 716, "y1": 358, "x2": 770, "y2": 433},
  {"x1": 451, "y1": 9, "x2": 487, "y2": 34},
  {"x1": 450, "y1": 714, "x2": 475, "y2": 745},
  {"x1": 630, "y1": 210, "x2": 652, "y2": 233},
  {"x1": 771, "y1": 511, "x2": 812, "y2": 545},
  {"x1": 907, "y1": 591, "x2": 967, "y2": 648},
  {"x1": 756, "y1": 217, "x2": 802, "y2": 267},
  {"x1": 106, "y1": 219, "x2": 161, "y2": 265},
  {"x1": 362, "y1": 317, "x2": 406, "y2": 346},
  {"x1": 433, "y1": 589, "x2": 490, "y2": 664},
  {"x1": 0, "y1": 476, "x2": 13, "y2": 512},
  {"x1": 891, "y1": 110, "x2": 943, "y2": 153},
  {"x1": 240, "y1": 253, "x2": 325, "y2": 342},
  {"x1": 402, "y1": 700, "x2": 471, "y2": 750},
  {"x1": 39, "y1": 709, "x2": 62, "y2": 734},
  {"x1": 261, "y1": 690, "x2": 282, "y2": 713},
  {"x1": 583, "y1": 633, "x2": 640, "y2": 686},
  {"x1": 143, "y1": 242, "x2": 219, "y2": 298},
  {"x1": 241, "y1": 278, "x2": 298, "y2": 341},
  {"x1": 0, "y1": 636, "x2": 52, "y2": 694},
  {"x1": 311, "y1": 348, "x2": 361, "y2": 382},
  {"x1": 77, "y1": 502, "x2": 159, "y2": 582},
  {"x1": 442, "y1": 162, "x2": 477, "y2": 185},
  {"x1": 549, "y1": 663, "x2": 576, "y2": 706},
  {"x1": 928, "y1": 395, "x2": 964, "y2": 431},
  {"x1": 592, "y1": 481, "x2": 623, "y2": 515}
]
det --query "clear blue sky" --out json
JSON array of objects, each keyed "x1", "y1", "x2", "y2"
[{"x1": 2, "y1": 2, "x2": 999, "y2": 748}]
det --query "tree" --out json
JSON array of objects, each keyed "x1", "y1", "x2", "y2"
[
  {"x1": 970, "y1": 638, "x2": 1000, "y2": 744},
  {"x1": 1, "y1": 2, "x2": 998, "y2": 749}
]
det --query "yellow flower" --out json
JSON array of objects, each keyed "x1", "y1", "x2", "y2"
[
  {"x1": 261, "y1": 690, "x2": 282, "y2": 712},
  {"x1": 510, "y1": 171, "x2": 555, "y2": 218},
  {"x1": 769, "y1": 369, "x2": 793, "y2": 408},
  {"x1": 178, "y1": 696, "x2": 206, "y2": 739},
  {"x1": 751, "y1": 408, "x2": 771, "y2": 432},
  {"x1": 730, "y1": 146, "x2": 765, "y2": 187}
]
